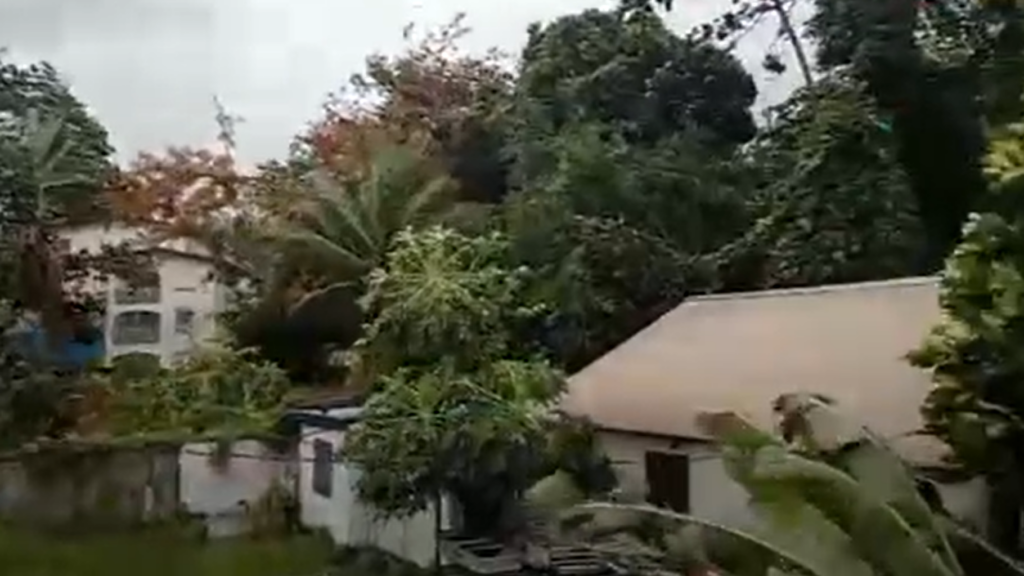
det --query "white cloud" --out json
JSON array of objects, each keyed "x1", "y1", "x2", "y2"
[{"x1": 0, "y1": 0, "x2": 806, "y2": 165}]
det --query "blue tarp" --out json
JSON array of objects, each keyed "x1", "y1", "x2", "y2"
[{"x1": 8, "y1": 322, "x2": 105, "y2": 370}]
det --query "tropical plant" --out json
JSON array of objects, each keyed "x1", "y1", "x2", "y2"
[
  {"x1": 342, "y1": 226, "x2": 563, "y2": 536},
  {"x1": 98, "y1": 346, "x2": 290, "y2": 437},
  {"x1": 0, "y1": 57, "x2": 114, "y2": 220},
  {"x1": 909, "y1": 114, "x2": 1024, "y2": 551},
  {"x1": 535, "y1": 395, "x2": 1024, "y2": 576},
  {"x1": 274, "y1": 145, "x2": 460, "y2": 309}
]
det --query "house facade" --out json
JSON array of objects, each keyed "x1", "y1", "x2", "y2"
[
  {"x1": 282, "y1": 399, "x2": 452, "y2": 567},
  {"x1": 58, "y1": 222, "x2": 226, "y2": 365},
  {"x1": 560, "y1": 276, "x2": 989, "y2": 533}
]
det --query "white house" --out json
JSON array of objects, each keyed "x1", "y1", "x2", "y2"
[
  {"x1": 282, "y1": 396, "x2": 453, "y2": 568},
  {"x1": 560, "y1": 277, "x2": 989, "y2": 533},
  {"x1": 58, "y1": 222, "x2": 227, "y2": 364}
]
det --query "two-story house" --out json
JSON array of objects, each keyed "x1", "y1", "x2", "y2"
[{"x1": 58, "y1": 222, "x2": 227, "y2": 365}]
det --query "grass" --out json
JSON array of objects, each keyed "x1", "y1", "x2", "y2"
[{"x1": 0, "y1": 525, "x2": 336, "y2": 576}]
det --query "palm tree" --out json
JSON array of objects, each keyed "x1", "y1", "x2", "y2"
[
  {"x1": 231, "y1": 145, "x2": 466, "y2": 382},
  {"x1": 272, "y1": 144, "x2": 461, "y2": 319}
]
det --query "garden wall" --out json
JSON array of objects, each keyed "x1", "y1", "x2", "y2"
[{"x1": 0, "y1": 438, "x2": 292, "y2": 535}]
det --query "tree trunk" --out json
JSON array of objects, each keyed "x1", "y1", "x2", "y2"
[{"x1": 768, "y1": 0, "x2": 814, "y2": 87}]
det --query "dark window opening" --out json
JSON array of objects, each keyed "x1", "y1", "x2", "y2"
[
  {"x1": 645, "y1": 451, "x2": 690, "y2": 513},
  {"x1": 312, "y1": 439, "x2": 334, "y2": 498}
]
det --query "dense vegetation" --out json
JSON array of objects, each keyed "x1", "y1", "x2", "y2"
[{"x1": 6, "y1": 0, "x2": 1024, "y2": 566}]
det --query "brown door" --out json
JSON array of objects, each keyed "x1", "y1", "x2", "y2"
[{"x1": 644, "y1": 451, "x2": 690, "y2": 513}]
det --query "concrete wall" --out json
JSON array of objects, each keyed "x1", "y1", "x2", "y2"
[
  {"x1": 0, "y1": 444, "x2": 181, "y2": 529},
  {"x1": 297, "y1": 415, "x2": 450, "y2": 567},
  {"x1": 179, "y1": 440, "x2": 293, "y2": 537},
  {"x1": 0, "y1": 439, "x2": 289, "y2": 534},
  {"x1": 598, "y1": 430, "x2": 988, "y2": 531}
]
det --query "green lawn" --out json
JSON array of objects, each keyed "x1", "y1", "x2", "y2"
[{"x1": 0, "y1": 526, "x2": 336, "y2": 576}]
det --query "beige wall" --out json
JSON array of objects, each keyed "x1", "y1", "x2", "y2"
[{"x1": 598, "y1": 430, "x2": 988, "y2": 532}]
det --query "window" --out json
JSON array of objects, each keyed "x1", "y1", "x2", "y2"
[
  {"x1": 312, "y1": 439, "x2": 334, "y2": 498},
  {"x1": 645, "y1": 451, "x2": 690, "y2": 513},
  {"x1": 112, "y1": 311, "x2": 161, "y2": 345},
  {"x1": 174, "y1": 307, "x2": 196, "y2": 335},
  {"x1": 113, "y1": 274, "x2": 161, "y2": 305}
]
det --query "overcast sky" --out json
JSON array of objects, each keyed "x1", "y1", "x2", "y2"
[{"x1": 0, "y1": 0, "x2": 807, "y2": 166}]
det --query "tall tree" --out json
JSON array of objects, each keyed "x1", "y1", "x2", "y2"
[
  {"x1": 343, "y1": 227, "x2": 562, "y2": 537},
  {"x1": 0, "y1": 57, "x2": 114, "y2": 220},
  {"x1": 713, "y1": 73, "x2": 929, "y2": 290},
  {"x1": 300, "y1": 15, "x2": 514, "y2": 204},
  {"x1": 513, "y1": 5, "x2": 758, "y2": 155},
  {"x1": 807, "y1": 0, "x2": 988, "y2": 267}
]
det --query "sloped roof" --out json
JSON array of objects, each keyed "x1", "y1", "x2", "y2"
[{"x1": 561, "y1": 277, "x2": 944, "y2": 458}]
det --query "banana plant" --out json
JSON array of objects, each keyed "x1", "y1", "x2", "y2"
[
  {"x1": 530, "y1": 394, "x2": 1024, "y2": 576},
  {"x1": 7, "y1": 109, "x2": 93, "y2": 345}
]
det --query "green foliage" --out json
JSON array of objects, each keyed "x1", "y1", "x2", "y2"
[
  {"x1": 909, "y1": 118, "x2": 1024, "y2": 489},
  {"x1": 275, "y1": 146, "x2": 460, "y2": 288},
  {"x1": 0, "y1": 525, "x2": 334, "y2": 576},
  {"x1": 229, "y1": 146, "x2": 463, "y2": 383},
  {"x1": 514, "y1": 123, "x2": 751, "y2": 254},
  {"x1": 100, "y1": 346, "x2": 290, "y2": 438},
  {"x1": 505, "y1": 190, "x2": 700, "y2": 370},
  {"x1": 0, "y1": 58, "x2": 114, "y2": 220},
  {"x1": 343, "y1": 361, "x2": 561, "y2": 517},
  {"x1": 343, "y1": 226, "x2": 563, "y2": 527},
  {"x1": 714, "y1": 74, "x2": 928, "y2": 290},
  {"x1": 0, "y1": 301, "x2": 85, "y2": 449},
  {"x1": 353, "y1": 226, "x2": 541, "y2": 376},
  {"x1": 807, "y1": 0, "x2": 988, "y2": 265},
  {"x1": 908, "y1": 115, "x2": 1024, "y2": 556},
  {"x1": 513, "y1": 6, "x2": 757, "y2": 150}
]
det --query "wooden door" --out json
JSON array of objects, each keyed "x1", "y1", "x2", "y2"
[{"x1": 644, "y1": 451, "x2": 690, "y2": 513}]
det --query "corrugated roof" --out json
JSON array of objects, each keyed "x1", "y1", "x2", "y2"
[{"x1": 561, "y1": 277, "x2": 947, "y2": 463}]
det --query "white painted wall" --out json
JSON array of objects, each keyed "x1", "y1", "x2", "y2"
[
  {"x1": 296, "y1": 409, "x2": 451, "y2": 567},
  {"x1": 59, "y1": 223, "x2": 224, "y2": 364},
  {"x1": 178, "y1": 440, "x2": 291, "y2": 537},
  {"x1": 598, "y1": 430, "x2": 988, "y2": 532},
  {"x1": 298, "y1": 424, "x2": 353, "y2": 543}
]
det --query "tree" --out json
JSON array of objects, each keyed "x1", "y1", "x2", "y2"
[
  {"x1": 274, "y1": 145, "x2": 460, "y2": 299},
  {"x1": 0, "y1": 57, "x2": 114, "y2": 219},
  {"x1": 342, "y1": 227, "x2": 563, "y2": 536},
  {"x1": 0, "y1": 63, "x2": 123, "y2": 447},
  {"x1": 300, "y1": 15, "x2": 514, "y2": 204},
  {"x1": 504, "y1": 5, "x2": 759, "y2": 370},
  {"x1": 806, "y1": 0, "x2": 989, "y2": 267},
  {"x1": 502, "y1": 136, "x2": 725, "y2": 370},
  {"x1": 712, "y1": 73, "x2": 928, "y2": 290},
  {"x1": 909, "y1": 116, "x2": 1024, "y2": 553},
  {"x1": 513, "y1": 6, "x2": 757, "y2": 152}
]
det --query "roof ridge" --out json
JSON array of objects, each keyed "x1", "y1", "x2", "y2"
[{"x1": 687, "y1": 276, "x2": 939, "y2": 304}]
